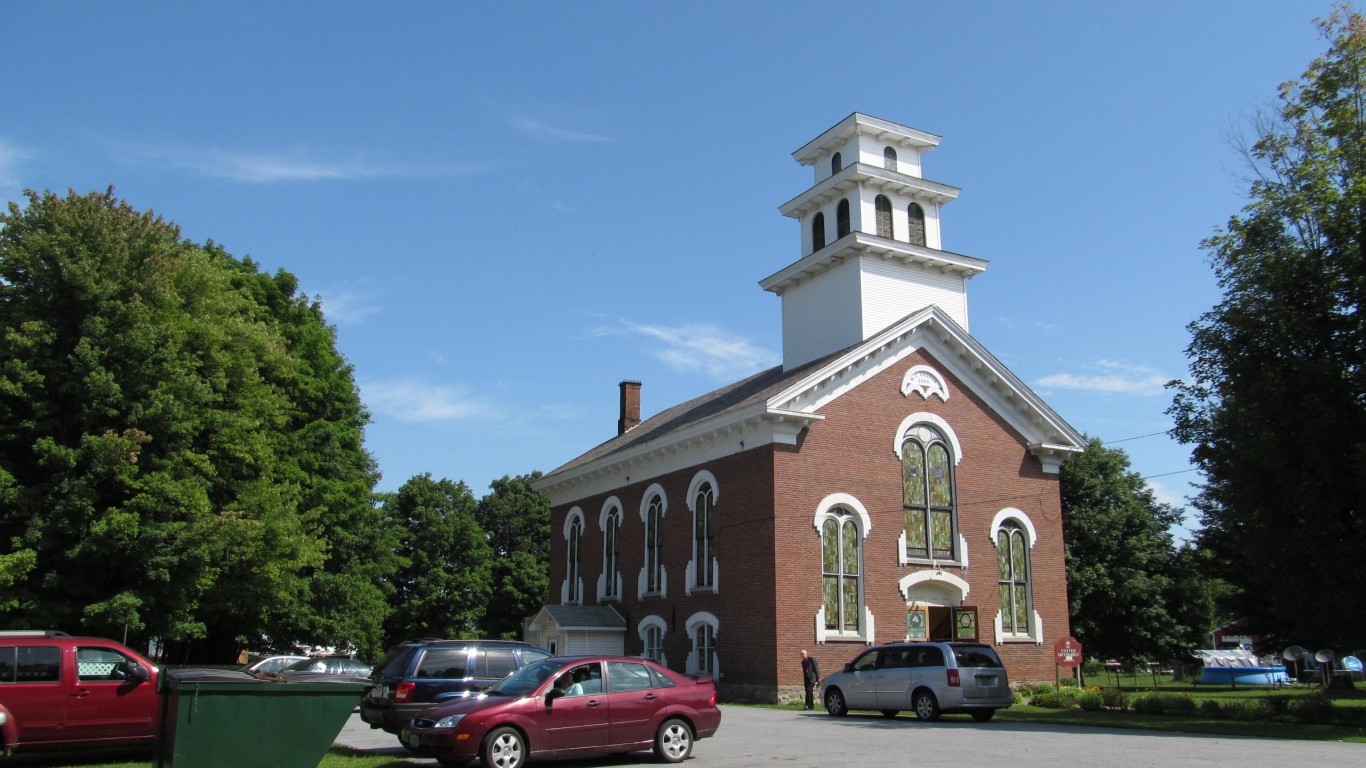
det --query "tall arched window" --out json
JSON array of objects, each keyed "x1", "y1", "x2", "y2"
[
  {"x1": 646, "y1": 493, "x2": 664, "y2": 594},
  {"x1": 638, "y1": 615, "x2": 667, "y2": 665},
  {"x1": 997, "y1": 522, "x2": 1031, "y2": 635},
  {"x1": 875, "y1": 195, "x2": 893, "y2": 238},
  {"x1": 603, "y1": 506, "x2": 620, "y2": 599},
  {"x1": 908, "y1": 203, "x2": 927, "y2": 247},
  {"x1": 831, "y1": 152, "x2": 842, "y2": 175},
  {"x1": 821, "y1": 508, "x2": 862, "y2": 634},
  {"x1": 836, "y1": 199, "x2": 851, "y2": 238},
  {"x1": 693, "y1": 482, "x2": 715, "y2": 589},
  {"x1": 884, "y1": 146, "x2": 898, "y2": 172},
  {"x1": 812, "y1": 212, "x2": 826, "y2": 252},
  {"x1": 902, "y1": 424, "x2": 958, "y2": 560},
  {"x1": 567, "y1": 516, "x2": 582, "y2": 603}
]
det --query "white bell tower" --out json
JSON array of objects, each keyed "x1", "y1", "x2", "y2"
[{"x1": 761, "y1": 114, "x2": 989, "y2": 371}]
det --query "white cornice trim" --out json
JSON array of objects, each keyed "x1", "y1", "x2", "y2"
[
  {"x1": 779, "y1": 163, "x2": 960, "y2": 219},
  {"x1": 793, "y1": 113, "x2": 941, "y2": 165},
  {"x1": 759, "y1": 234, "x2": 987, "y2": 296}
]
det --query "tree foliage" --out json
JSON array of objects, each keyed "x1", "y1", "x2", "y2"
[
  {"x1": 1169, "y1": 6, "x2": 1366, "y2": 650},
  {"x1": 382, "y1": 474, "x2": 493, "y2": 645},
  {"x1": 475, "y1": 473, "x2": 550, "y2": 639},
  {"x1": 0, "y1": 189, "x2": 389, "y2": 661},
  {"x1": 1061, "y1": 438, "x2": 1184, "y2": 664}
]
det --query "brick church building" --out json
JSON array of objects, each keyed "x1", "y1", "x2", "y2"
[{"x1": 530, "y1": 113, "x2": 1085, "y2": 701}]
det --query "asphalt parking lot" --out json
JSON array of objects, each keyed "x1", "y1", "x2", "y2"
[{"x1": 335, "y1": 706, "x2": 1364, "y2": 767}]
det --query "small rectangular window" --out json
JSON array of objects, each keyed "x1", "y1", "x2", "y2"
[
  {"x1": 13, "y1": 646, "x2": 61, "y2": 682},
  {"x1": 415, "y1": 648, "x2": 469, "y2": 679},
  {"x1": 475, "y1": 648, "x2": 517, "y2": 678}
]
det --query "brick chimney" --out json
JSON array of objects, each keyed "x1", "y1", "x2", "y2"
[{"x1": 618, "y1": 380, "x2": 641, "y2": 435}]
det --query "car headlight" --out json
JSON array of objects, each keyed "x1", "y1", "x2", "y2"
[
  {"x1": 0, "y1": 711, "x2": 7, "y2": 725},
  {"x1": 434, "y1": 714, "x2": 466, "y2": 729}
]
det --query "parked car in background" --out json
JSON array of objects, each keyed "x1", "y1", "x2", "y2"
[
  {"x1": 361, "y1": 639, "x2": 551, "y2": 735},
  {"x1": 401, "y1": 655, "x2": 721, "y2": 768},
  {"x1": 245, "y1": 654, "x2": 308, "y2": 674},
  {"x1": 281, "y1": 656, "x2": 372, "y2": 677},
  {"x1": 820, "y1": 641, "x2": 1012, "y2": 721},
  {"x1": 0, "y1": 630, "x2": 160, "y2": 756}
]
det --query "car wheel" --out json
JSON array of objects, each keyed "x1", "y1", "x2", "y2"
[
  {"x1": 654, "y1": 717, "x2": 693, "y2": 763},
  {"x1": 482, "y1": 726, "x2": 526, "y2": 768},
  {"x1": 971, "y1": 709, "x2": 996, "y2": 722},
  {"x1": 880, "y1": 710, "x2": 899, "y2": 718},
  {"x1": 824, "y1": 688, "x2": 848, "y2": 717},
  {"x1": 913, "y1": 690, "x2": 941, "y2": 722}
]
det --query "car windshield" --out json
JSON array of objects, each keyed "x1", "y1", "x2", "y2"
[{"x1": 485, "y1": 658, "x2": 562, "y2": 697}]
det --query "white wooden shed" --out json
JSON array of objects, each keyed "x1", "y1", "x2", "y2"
[{"x1": 524, "y1": 605, "x2": 626, "y2": 657}]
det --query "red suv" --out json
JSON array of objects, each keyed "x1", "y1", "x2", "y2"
[{"x1": 0, "y1": 631, "x2": 160, "y2": 755}]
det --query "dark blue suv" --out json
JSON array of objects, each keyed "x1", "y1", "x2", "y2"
[{"x1": 359, "y1": 639, "x2": 552, "y2": 735}]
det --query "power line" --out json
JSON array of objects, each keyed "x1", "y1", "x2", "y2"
[{"x1": 1101, "y1": 429, "x2": 1176, "y2": 444}]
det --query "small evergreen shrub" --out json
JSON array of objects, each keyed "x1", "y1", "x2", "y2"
[
  {"x1": 1132, "y1": 693, "x2": 1165, "y2": 715},
  {"x1": 1223, "y1": 701, "x2": 1270, "y2": 722},
  {"x1": 1262, "y1": 695, "x2": 1291, "y2": 718},
  {"x1": 1291, "y1": 694, "x2": 1336, "y2": 725},
  {"x1": 1199, "y1": 699, "x2": 1222, "y2": 717},
  {"x1": 1058, "y1": 676, "x2": 1080, "y2": 689},
  {"x1": 1100, "y1": 687, "x2": 1128, "y2": 711},
  {"x1": 1028, "y1": 687, "x2": 1080, "y2": 709},
  {"x1": 1077, "y1": 690, "x2": 1104, "y2": 711}
]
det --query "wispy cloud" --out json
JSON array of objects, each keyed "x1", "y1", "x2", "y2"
[
  {"x1": 1035, "y1": 359, "x2": 1169, "y2": 396},
  {"x1": 509, "y1": 117, "x2": 609, "y2": 144},
  {"x1": 315, "y1": 283, "x2": 383, "y2": 327},
  {"x1": 362, "y1": 379, "x2": 496, "y2": 423},
  {"x1": 0, "y1": 138, "x2": 28, "y2": 202},
  {"x1": 596, "y1": 319, "x2": 778, "y2": 380},
  {"x1": 111, "y1": 142, "x2": 458, "y2": 183},
  {"x1": 994, "y1": 315, "x2": 1057, "y2": 332}
]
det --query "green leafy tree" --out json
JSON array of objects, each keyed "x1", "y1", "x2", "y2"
[
  {"x1": 476, "y1": 473, "x2": 550, "y2": 639},
  {"x1": 1169, "y1": 6, "x2": 1366, "y2": 650},
  {"x1": 0, "y1": 189, "x2": 387, "y2": 661},
  {"x1": 382, "y1": 474, "x2": 493, "y2": 645},
  {"x1": 1060, "y1": 438, "x2": 1184, "y2": 666}
]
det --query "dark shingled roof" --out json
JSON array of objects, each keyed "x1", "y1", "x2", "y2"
[{"x1": 542, "y1": 349, "x2": 843, "y2": 481}]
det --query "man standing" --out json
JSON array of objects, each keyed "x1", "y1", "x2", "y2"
[{"x1": 800, "y1": 650, "x2": 820, "y2": 710}]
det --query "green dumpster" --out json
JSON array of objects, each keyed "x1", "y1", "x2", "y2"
[{"x1": 157, "y1": 668, "x2": 371, "y2": 768}]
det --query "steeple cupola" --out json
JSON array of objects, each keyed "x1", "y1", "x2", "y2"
[{"x1": 761, "y1": 113, "x2": 988, "y2": 371}]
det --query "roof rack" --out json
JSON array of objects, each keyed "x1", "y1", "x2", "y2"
[{"x1": 0, "y1": 630, "x2": 72, "y2": 638}]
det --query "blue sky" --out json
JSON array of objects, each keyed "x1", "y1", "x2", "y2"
[{"x1": 1, "y1": 2, "x2": 1336, "y2": 530}]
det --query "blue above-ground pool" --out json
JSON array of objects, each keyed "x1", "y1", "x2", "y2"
[{"x1": 1200, "y1": 665, "x2": 1290, "y2": 685}]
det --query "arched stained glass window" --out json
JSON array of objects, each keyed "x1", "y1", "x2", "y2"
[
  {"x1": 567, "y1": 517, "x2": 582, "y2": 603},
  {"x1": 997, "y1": 522, "x2": 1031, "y2": 634},
  {"x1": 902, "y1": 424, "x2": 957, "y2": 560},
  {"x1": 694, "y1": 482, "x2": 715, "y2": 588},
  {"x1": 646, "y1": 494, "x2": 664, "y2": 593},
  {"x1": 821, "y1": 509, "x2": 861, "y2": 633},
  {"x1": 908, "y1": 202, "x2": 927, "y2": 247},
  {"x1": 875, "y1": 195, "x2": 893, "y2": 238},
  {"x1": 603, "y1": 507, "x2": 620, "y2": 598}
]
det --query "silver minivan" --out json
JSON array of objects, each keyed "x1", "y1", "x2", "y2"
[{"x1": 819, "y1": 641, "x2": 1012, "y2": 721}]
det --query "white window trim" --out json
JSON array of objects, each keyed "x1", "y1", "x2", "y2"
[
  {"x1": 812, "y1": 494, "x2": 872, "y2": 644},
  {"x1": 597, "y1": 497, "x2": 623, "y2": 602},
  {"x1": 686, "y1": 471, "x2": 720, "y2": 595},
  {"x1": 637, "y1": 483, "x2": 668, "y2": 599},
  {"x1": 561, "y1": 507, "x2": 585, "y2": 605},
  {"x1": 637, "y1": 615, "x2": 668, "y2": 668},
  {"x1": 990, "y1": 508, "x2": 1043, "y2": 644},
  {"x1": 684, "y1": 611, "x2": 720, "y2": 678}
]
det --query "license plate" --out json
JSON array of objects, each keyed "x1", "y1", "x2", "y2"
[
  {"x1": 976, "y1": 674, "x2": 998, "y2": 686},
  {"x1": 372, "y1": 685, "x2": 388, "y2": 698}
]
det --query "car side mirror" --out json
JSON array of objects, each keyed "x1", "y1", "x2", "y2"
[
  {"x1": 128, "y1": 664, "x2": 150, "y2": 682},
  {"x1": 843, "y1": 663, "x2": 853, "y2": 673},
  {"x1": 545, "y1": 688, "x2": 565, "y2": 705}
]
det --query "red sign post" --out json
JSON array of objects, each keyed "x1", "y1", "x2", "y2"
[{"x1": 1054, "y1": 636, "x2": 1083, "y2": 685}]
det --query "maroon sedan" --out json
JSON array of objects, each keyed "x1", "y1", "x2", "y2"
[{"x1": 400, "y1": 655, "x2": 721, "y2": 768}]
